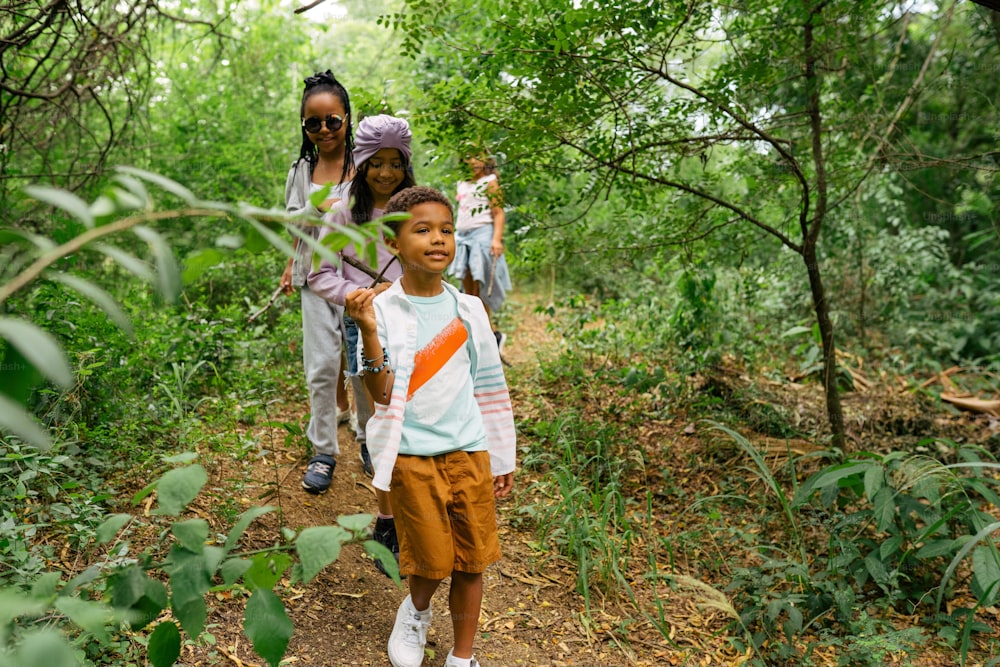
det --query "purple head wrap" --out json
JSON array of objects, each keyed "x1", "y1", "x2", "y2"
[{"x1": 352, "y1": 115, "x2": 413, "y2": 166}]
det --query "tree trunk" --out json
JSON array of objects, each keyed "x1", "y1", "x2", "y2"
[
  {"x1": 803, "y1": 0, "x2": 846, "y2": 449},
  {"x1": 802, "y1": 243, "x2": 846, "y2": 448}
]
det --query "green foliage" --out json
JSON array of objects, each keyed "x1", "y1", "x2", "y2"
[
  {"x1": 711, "y1": 427, "x2": 1000, "y2": 663},
  {"x1": 524, "y1": 410, "x2": 636, "y2": 603},
  {"x1": 792, "y1": 447, "x2": 1000, "y2": 612},
  {"x1": 0, "y1": 451, "x2": 381, "y2": 667},
  {"x1": 0, "y1": 167, "x2": 401, "y2": 666},
  {"x1": 0, "y1": 168, "x2": 382, "y2": 450}
]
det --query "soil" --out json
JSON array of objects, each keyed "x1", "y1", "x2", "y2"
[{"x1": 171, "y1": 288, "x2": 1000, "y2": 667}]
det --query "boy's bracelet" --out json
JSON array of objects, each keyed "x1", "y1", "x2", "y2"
[{"x1": 362, "y1": 350, "x2": 390, "y2": 374}]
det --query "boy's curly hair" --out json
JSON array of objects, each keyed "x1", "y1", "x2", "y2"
[{"x1": 383, "y1": 186, "x2": 454, "y2": 235}]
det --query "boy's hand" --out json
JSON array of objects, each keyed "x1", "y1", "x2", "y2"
[
  {"x1": 345, "y1": 287, "x2": 377, "y2": 332},
  {"x1": 493, "y1": 473, "x2": 514, "y2": 498}
]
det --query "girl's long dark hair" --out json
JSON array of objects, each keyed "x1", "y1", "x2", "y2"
[
  {"x1": 350, "y1": 157, "x2": 417, "y2": 223},
  {"x1": 298, "y1": 70, "x2": 354, "y2": 185}
]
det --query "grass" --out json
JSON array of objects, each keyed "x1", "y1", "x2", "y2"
[{"x1": 513, "y1": 321, "x2": 1000, "y2": 665}]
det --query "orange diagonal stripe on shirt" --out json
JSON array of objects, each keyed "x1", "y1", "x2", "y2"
[{"x1": 407, "y1": 317, "x2": 468, "y2": 400}]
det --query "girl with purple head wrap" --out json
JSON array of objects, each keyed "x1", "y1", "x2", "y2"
[{"x1": 307, "y1": 114, "x2": 416, "y2": 578}]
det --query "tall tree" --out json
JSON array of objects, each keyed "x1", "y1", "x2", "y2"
[
  {"x1": 0, "y1": 0, "x2": 229, "y2": 208},
  {"x1": 393, "y1": 0, "x2": 995, "y2": 447}
]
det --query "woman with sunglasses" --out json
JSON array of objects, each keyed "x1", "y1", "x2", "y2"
[{"x1": 281, "y1": 69, "x2": 356, "y2": 495}]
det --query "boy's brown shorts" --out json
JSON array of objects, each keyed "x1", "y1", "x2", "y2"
[{"x1": 390, "y1": 450, "x2": 501, "y2": 580}]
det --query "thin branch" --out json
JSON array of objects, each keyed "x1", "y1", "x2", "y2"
[
  {"x1": 294, "y1": 0, "x2": 329, "y2": 14},
  {"x1": 857, "y1": 0, "x2": 958, "y2": 175},
  {"x1": 0, "y1": 209, "x2": 229, "y2": 305}
]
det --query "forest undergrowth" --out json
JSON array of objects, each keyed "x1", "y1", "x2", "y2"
[
  {"x1": 502, "y1": 284, "x2": 1000, "y2": 667},
  {"x1": 3, "y1": 275, "x2": 1000, "y2": 667}
]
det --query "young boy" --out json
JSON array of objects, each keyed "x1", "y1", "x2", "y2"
[{"x1": 345, "y1": 186, "x2": 515, "y2": 667}]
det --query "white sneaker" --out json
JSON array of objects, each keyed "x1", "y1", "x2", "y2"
[
  {"x1": 443, "y1": 649, "x2": 480, "y2": 667},
  {"x1": 388, "y1": 595, "x2": 431, "y2": 667}
]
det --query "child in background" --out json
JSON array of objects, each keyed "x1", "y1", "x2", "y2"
[
  {"x1": 279, "y1": 69, "x2": 355, "y2": 495},
  {"x1": 450, "y1": 150, "x2": 512, "y2": 350},
  {"x1": 345, "y1": 186, "x2": 516, "y2": 667},
  {"x1": 307, "y1": 114, "x2": 415, "y2": 572}
]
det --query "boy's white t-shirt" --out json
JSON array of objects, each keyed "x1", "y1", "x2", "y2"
[{"x1": 398, "y1": 291, "x2": 487, "y2": 456}]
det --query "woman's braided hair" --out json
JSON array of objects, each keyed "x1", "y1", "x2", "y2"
[{"x1": 298, "y1": 70, "x2": 354, "y2": 184}]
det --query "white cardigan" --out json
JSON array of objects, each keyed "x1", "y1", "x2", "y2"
[{"x1": 361, "y1": 280, "x2": 516, "y2": 491}]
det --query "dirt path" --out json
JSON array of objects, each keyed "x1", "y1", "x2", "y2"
[
  {"x1": 176, "y1": 287, "x2": 993, "y2": 666},
  {"x1": 186, "y1": 289, "x2": 666, "y2": 667}
]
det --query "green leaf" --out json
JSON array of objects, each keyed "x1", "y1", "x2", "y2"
[
  {"x1": 173, "y1": 596, "x2": 207, "y2": 640},
  {"x1": 154, "y1": 464, "x2": 208, "y2": 516},
  {"x1": 46, "y1": 272, "x2": 134, "y2": 336},
  {"x1": 364, "y1": 539, "x2": 402, "y2": 585},
  {"x1": 203, "y1": 546, "x2": 225, "y2": 576},
  {"x1": 172, "y1": 519, "x2": 210, "y2": 553},
  {"x1": 288, "y1": 225, "x2": 340, "y2": 270},
  {"x1": 794, "y1": 461, "x2": 872, "y2": 506},
  {"x1": 90, "y1": 194, "x2": 117, "y2": 222},
  {"x1": 0, "y1": 590, "x2": 48, "y2": 645},
  {"x1": 309, "y1": 182, "x2": 334, "y2": 208},
  {"x1": 65, "y1": 565, "x2": 102, "y2": 594},
  {"x1": 108, "y1": 566, "x2": 167, "y2": 630},
  {"x1": 872, "y1": 486, "x2": 896, "y2": 533},
  {"x1": 295, "y1": 526, "x2": 350, "y2": 583},
  {"x1": 163, "y1": 451, "x2": 199, "y2": 464},
  {"x1": 11, "y1": 628, "x2": 78, "y2": 667},
  {"x1": 224, "y1": 506, "x2": 276, "y2": 554},
  {"x1": 0, "y1": 228, "x2": 56, "y2": 251},
  {"x1": 879, "y1": 534, "x2": 903, "y2": 561},
  {"x1": 216, "y1": 234, "x2": 244, "y2": 249},
  {"x1": 916, "y1": 538, "x2": 957, "y2": 559},
  {"x1": 0, "y1": 343, "x2": 43, "y2": 406},
  {"x1": 182, "y1": 248, "x2": 226, "y2": 285},
  {"x1": 112, "y1": 173, "x2": 151, "y2": 206},
  {"x1": 221, "y1": 558, "x2": 253, "y2": 586},
  {"x1": 337, "y1": 513, "x2": 375, "y2": 534},
  {"x1": 92, "y1": 243, "x2": 155, "y2": 282},
  {"x1": 864, "y1": 553, "x2": 889, "y2": 584},
  {"x1": 131, "y1": 479, "x2": 158, "y2": 507},
  {"x1": 96, "y1": 514, "x2": 132, "y2": 545},
  {"x1": 116, "y1": 166, "x2": 196, "y2": 205},
  {"x1": 133, "y1": 225, "x2": 181, "y2": 303},
  {"x1": 244, "y1": 552, "x2": 292, "y2": 591},
  {"x1": 972, "y1": 544, "x2": 1000, "y2": 606},
  {"x1": 0, "y1": 317, "x2": 73, "y2": 388},
  {"x1": 243, "y1": 224, "x2": 269, "y2": 253},
  {"x1": 30, "y1": 571, "x2": 62, "y2": 599},
  {"x1": 247, "y1": 218, "x2": 295, "y2": 257},
  {"x1": 109, "y1": 565, "x2": 145, "y2": 608},
  {"x1": 54, "y1": 596, "x2": 113, "y2": 643},
  {"x1": 0, "y1": 393, "x2": 52, "y2": 449},
  {"x1": 24, "y1": 184, "x2": 95, "y2": 228},
  {"x1": 148, "y1": 621, "x2": 182, "y2": 667},
  {"x1": 165, "y1": 545, "x2": 210, "y2": 638},
  {"x1": 779, "y1": 325, "x2": 812, "y2": 338},
  {"x1": 863, "y1": 463, "x2": 884, "y2": 500},
  {"x1": 244, "y1": 589, "x2": 294, "y2": 667}
]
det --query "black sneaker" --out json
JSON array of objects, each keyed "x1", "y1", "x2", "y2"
[
  {"x1": 301, "y1": 454, "x2": 336, "y2": 494},
  {"x1": 372, "y1": 517, "x2": 402, "y2": 579},
  {"x1": 359, "y1": 443, "x2": 374, "y2": 477},
  {"x1": 494, "y1": 330, "x2": 506, "y2": 354}
]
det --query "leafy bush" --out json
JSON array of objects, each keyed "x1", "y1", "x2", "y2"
[{"x1": 0, "y1": 452, "x2": 396, "y2": 667}]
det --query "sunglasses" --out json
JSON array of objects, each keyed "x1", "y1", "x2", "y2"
[{"x1": 302, "y1": 114, "x2": 345, "y2": 134}]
